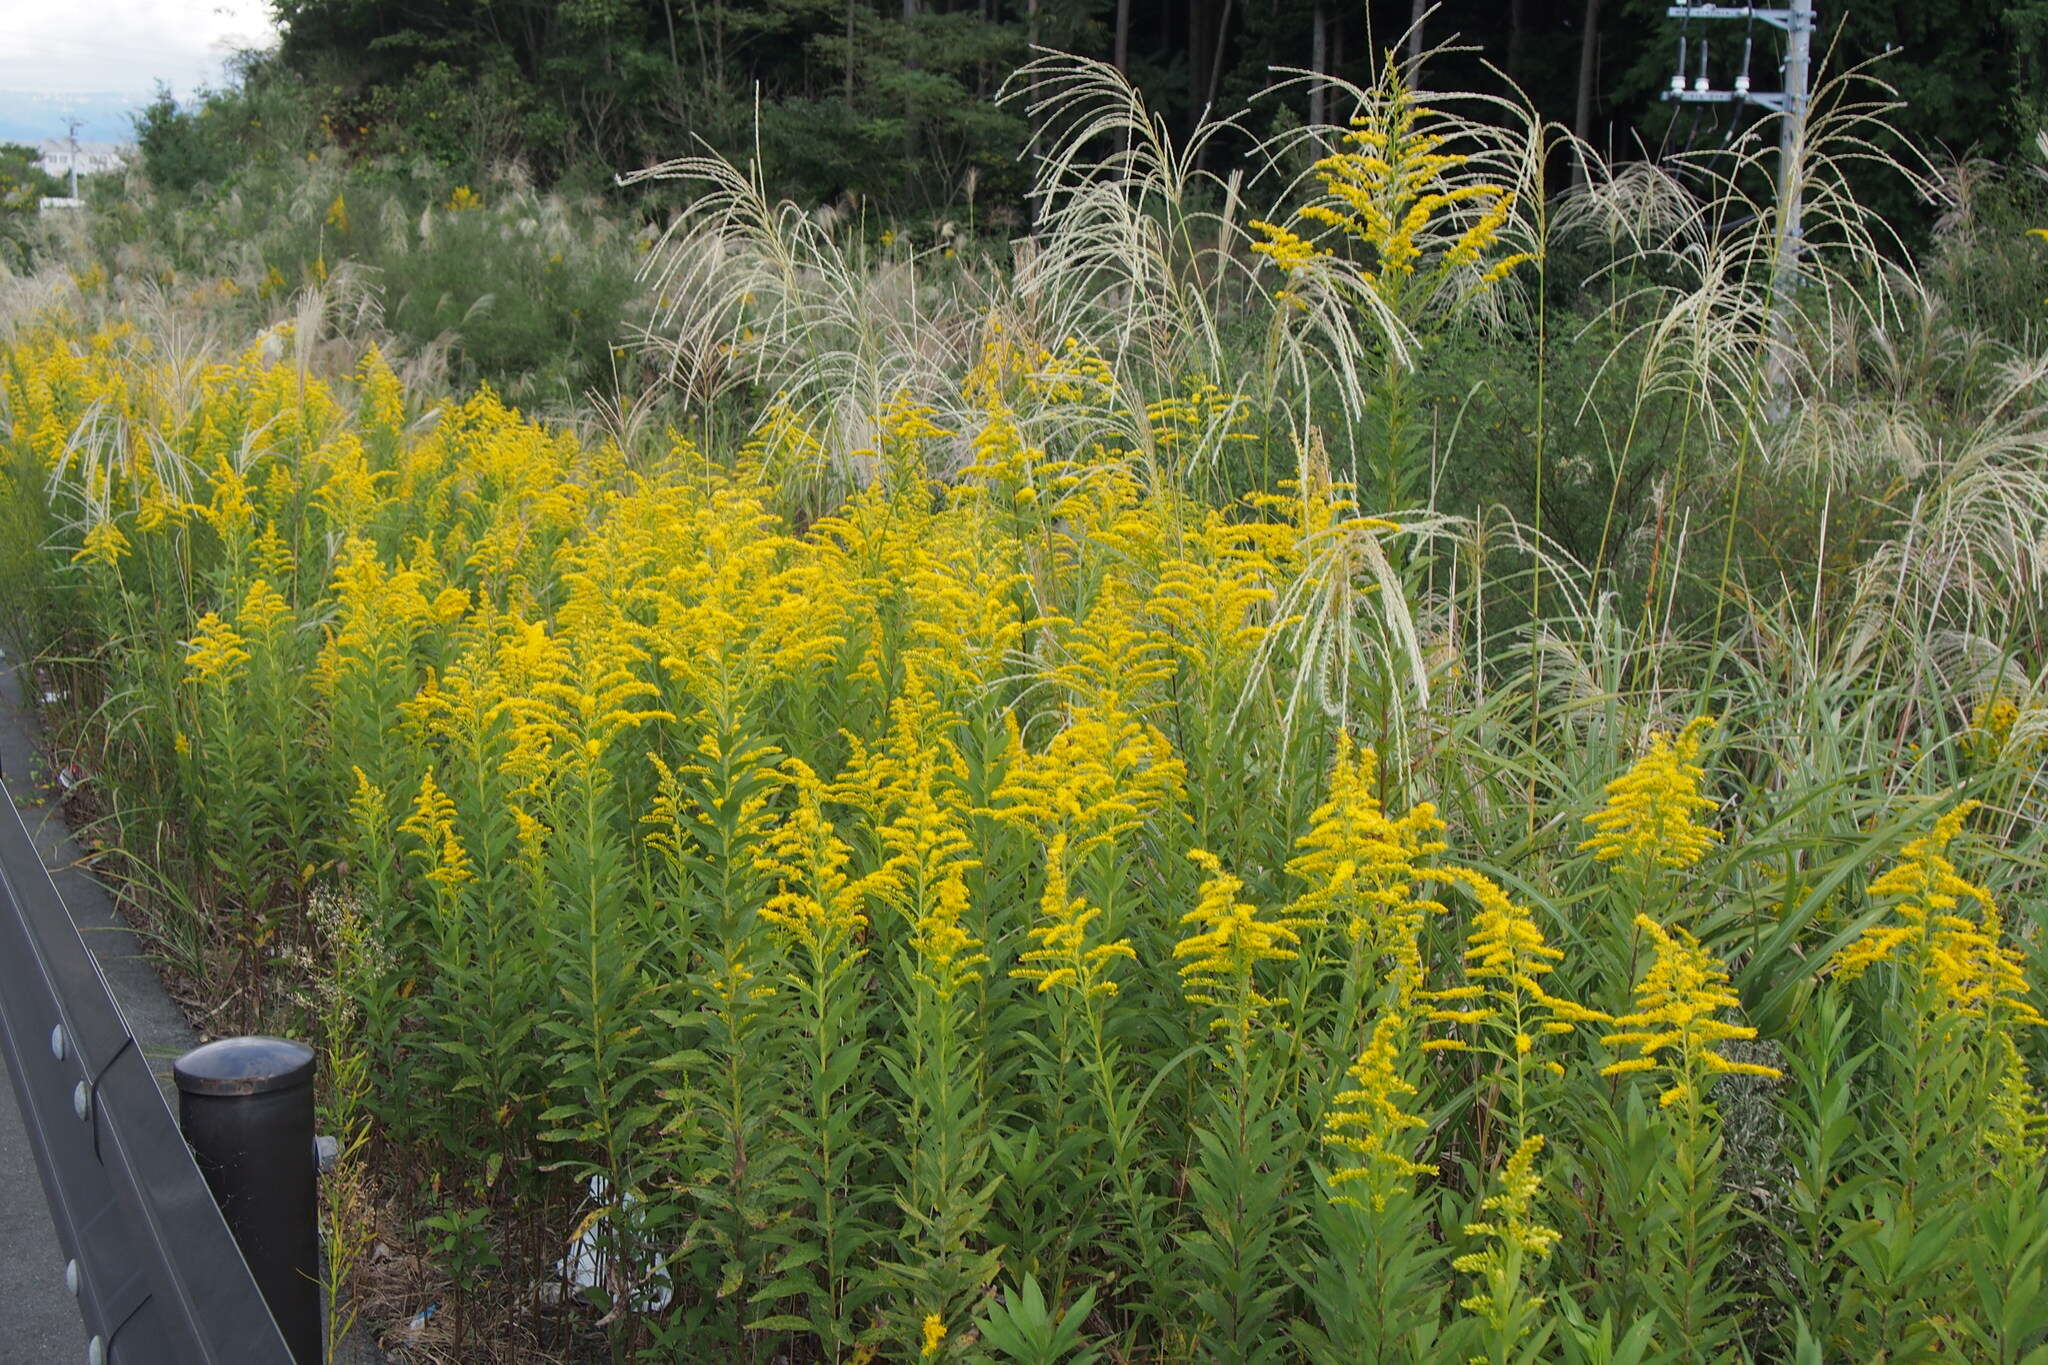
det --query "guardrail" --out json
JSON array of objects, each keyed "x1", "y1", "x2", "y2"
[{"x1": 0, "y1": 769, "x2": 298, "y2": 1364}]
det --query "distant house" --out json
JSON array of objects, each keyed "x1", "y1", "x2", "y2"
[{"x1": 34, "y1": 140, "x2": 131, "y2": 180}]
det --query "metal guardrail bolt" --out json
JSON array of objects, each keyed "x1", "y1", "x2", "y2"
[{"x1": 173, "y1": 1037, "x2": 322, "y2": 1365}]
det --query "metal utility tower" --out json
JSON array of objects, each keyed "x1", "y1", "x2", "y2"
[
  {"x1": 65, "y1": 117, "x2": 81, "y2": 199},
  {"x1": 1662, "y1": 0, "x2": 1815, "y2": 305}
]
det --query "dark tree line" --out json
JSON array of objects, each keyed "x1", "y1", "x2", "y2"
[{"x1": 263, "y1": 0, "x2": 2048, "y2": 221}]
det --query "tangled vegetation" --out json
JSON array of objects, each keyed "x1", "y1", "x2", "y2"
[{"x1": 2, "y1": 52, "x2": 2047, "y2": 1365}]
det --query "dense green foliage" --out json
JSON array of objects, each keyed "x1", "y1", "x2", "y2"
[{"x1": 0, "y1": 143, "x2": 64, "y2": 268}]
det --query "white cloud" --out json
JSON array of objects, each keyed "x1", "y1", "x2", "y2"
[{"x1": 0, "y1": 0, "x2": 278, "y2": 100}]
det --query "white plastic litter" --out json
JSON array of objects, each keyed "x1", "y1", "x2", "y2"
[{"x1": 554, "y1": 1175, "x2": 673, "y2": 1313}]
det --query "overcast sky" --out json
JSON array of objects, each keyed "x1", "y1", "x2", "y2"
[{"x1": 0, "y1": 0, "x2": 277, "y2": 100}]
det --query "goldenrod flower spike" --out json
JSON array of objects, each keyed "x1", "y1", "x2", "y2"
[
  {"x1": 1287, "y1": 732, "x2": 1448, "y2": 950},
  {"x1": 1250, "y1": 63, "x2": 1530, "y2": 303},
  {"x1": 1834, "y1": 802, "x2": 2044, "y2": 1026},
  {"x1": 755, "y1": 760, "x2": 874, "y2": 957},
  {"x1": 1580, "y1": 716, "x2": 1721, "y2": 872},
  {"x1": 237, "y1": 578, "x2": 293, "y2": 637},
  {"x1": 1325, "y1": 1011, "x2": 1435, "y2": 1210},
  {"x1": 73, "y1": 520, "x2": 130, "y2": 568},
  {"x1": 919, "y1": 1312, "x2": 947, "y2": 1358},
  {"x1": 185, "y1": 612, "x2": 251, "y2": 685},
  {"x1": 1424, "y1": 867, "x2": 1603, "y2": 1058},
  {"x1": 1452, "y1": 1134, "x2": 1562, "y2": 1328},
  {"x1": 398, "y1": 769, "x2": 474, "y2": 894},
  {"x1": 1985, "y1": 1034, "x2": 2048, "y2": 1176},
  {"x1": 1176, "y1": 849, "x2": 1300, "y2": 1036},
  {"x1": 1601, "y1": 914, "x2": 1780, "y2": 1110},
  {"x1": 1460, "y1": 1135, "x2": 1561, "y2": 1263},
  {"x1": 1011, "y1": 832, "x2": 1137, "y2": 999},
  {"x1": 986, "y1": 703, "x2": 1185, "y2": 856}
]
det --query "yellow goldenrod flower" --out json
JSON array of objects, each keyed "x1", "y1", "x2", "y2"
[
  {"x1": 358, "y1": 343, "x2": 406, "y2": 433},
  {"x1": 1248, "y1": 219, "x2": 1327, "y2": 277},
  {"x1": 1145, "y1": 375, "x2": 1258, "y2": 457},
  {"x1": 1833, "y1": 801, "x2": 2043, "y2": 1025},
  {"x1": 251, "y1": 522, "x2": 297, "y2": 580},
  {"x1": 867, "y1": 747, "x2": 987, "y2": 1000},
  {"x1": 325, "y1": 194, "x2": 349, "y2": 233},
  {"x1": 346, "y1": 766, "x2": 385, "y2": 820},
  {"x1": 398, "y1": 769, "x2": 473, "y2": 893},
  {"x1": 73, "y1": 520, "x2": 130, "y2": 568},
  {"x1": 1011, "y1": 831, "x2": 1137, "y2": 998},
  {"x1": 198, "y1": 461, "x2": 257, "y2": 541},
  {"x1": 237, "y1": 578, "x2": 293, "y2": 638},
  {"x1": 1176, "y1": 849, "x2": 1300, "y2": 1037},
  {"x1": 1147, "y1": 513, "x2": 1278, "y2": 681},
  {"x1": 1286, "y1": 733, "x2": 1447, "y2": 952},
  {"x1": 1965, "y1": 692, "x2": 2046, "y2": 765},
  {"x1": 919, "y1": 1312, "x2": 946, "y2": 1357},
  {"x1": 1425, "y1": 868, "x2": 1601, "y2": 1057},
  {"x1": 509, "y1": 633, "x2": 673, "y2": 786},
  {"x1": 961, "y1": 312, "x2": 1037, "y2": 406},
  {"x1": 1256, "y1": 64, "x2": 1530, "y2": 303},
  {"x1": 1580, "y1": 716, "x2": 1720, "y2": 872},
  {"x1": 1601, "y1": 914, "x2": 1781, "y2": 1110},
  {"x1": 1984, "y1": 1033, "x2": 2048, "y2": 1178},
  {"x1": 1325, "y1": 1010, "x2": 1435, "y2": 1210},
  {"x1": 1025, "y1": 335, "x2": 1116, "y2": 404},
  {"x1": 1043, "y1": 584, "x2": 1179, "y2": 717},
  {"x1": 186, "y1": 613, "x2": 251, "y2": 685},
  {"x1": 987, "y1": 705, "x2": 1184, "y2": 856},
  {"x1": 756, "y1": 760, "x2": 876, "y2": 957},
  {"x1": 1453, "y1": 1135, "x2": 1561, "y2": 1326}
]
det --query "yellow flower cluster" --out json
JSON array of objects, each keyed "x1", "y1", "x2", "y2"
[
  {"x1": 1147, "y1": 514, "x2": 1280, "y2": 682},
  {"x1": 73, "y1": 519, "x2": 131, "y2": 568},
  {"x1": 1010, "y1": 832, "x2": 1136, "y2": 999},
  {"x1": 1176, "y1": 848, "x2": 1301, "y2": 1034},
  {"x1": 961, "y1": 315, "x2": 1118, "y2": 410},
  {"x1": 1835, "y1": 802, "x2": 2043, "y2": 1026},
  {"x1": 1580, "y1": 716, "x2": 1720, "y2": 872},
  {"x1": 990, "y1": 707, "x2": 1185, "y2": 855},
  {"x1": 1251, "y1": 63, "x2": 1533, "y2": 299},
  {"x1": 1145, "y1": 375, "x2": 1257, "y2": 458},
  {"x1": 1286, "y1": 733, "x2": 1447, "y2": 956},
  {"x1": 1601, "y1": 915, "x2": 1781, "y2": 1111},
  {"x1": 186, "y1": 612, "x2": 251, "y2": 684},
  {"x1": 1325, "y1": 1011, "x2": 1434, "y2": 1210},
  {"x1": 1425, "y1": 869, "x2": 1602, "y2": 1068},
  {"x1": 1452, "y1": 1134, "x2": 1561, "y2": 1317},
  {"x1": 756, "y1": 761, "x2": 876, "y2": 957},
  {"x1": 398, "y1": 769, "x2": 474, "y2": 894},
  {"x1": 1966, "y1": 693, "x2": 2045, "y2": 765}
]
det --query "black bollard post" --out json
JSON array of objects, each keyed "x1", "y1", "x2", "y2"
[{"x1": 172, "y1": 1036, "x2": 323, "y2": 1365}]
